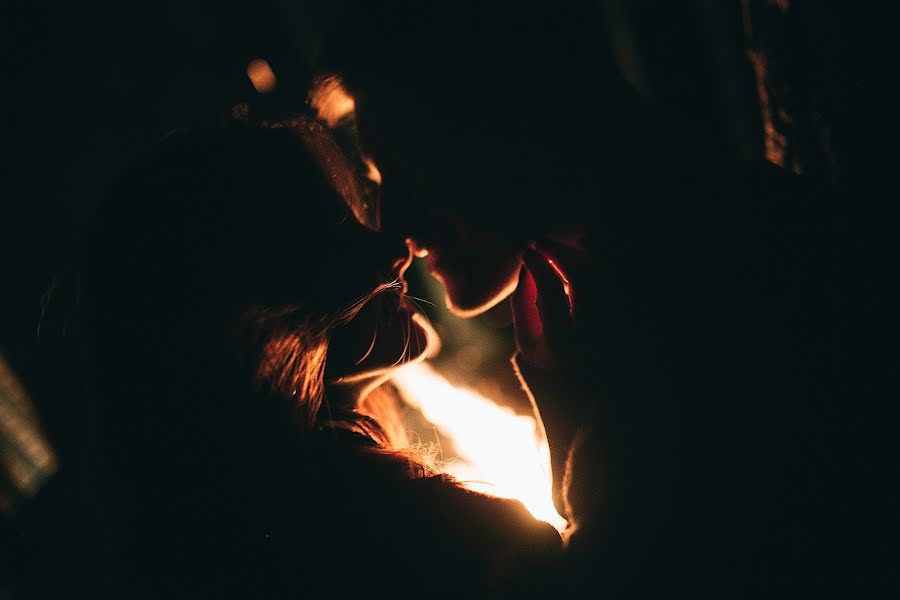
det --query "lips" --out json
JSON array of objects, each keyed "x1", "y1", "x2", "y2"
[{"x1": 406, "y1": 238, "x2": 430, "y2": 258}]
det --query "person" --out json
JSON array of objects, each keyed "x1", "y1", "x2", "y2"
[
  {"x1": 316, "y1": 2, "x2": 848, "y2": 597},
  {"x1": 82, "y1": 119, "x2": 561, "y2": 598}
]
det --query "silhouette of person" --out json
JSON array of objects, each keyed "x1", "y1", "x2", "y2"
[
  {"x1": 83, "y1": 120, "x2": 562, "y2": 598},
  {"x1": 317, "y1": 2, "x2": 847, "y2": 597}
]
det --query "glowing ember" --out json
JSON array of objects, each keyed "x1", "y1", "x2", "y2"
[
  {"x1": 246, "y1": 59, "x2": 276, "y2": 94},
  {"x1": 393, "y1": 362, "x2": 567, "y2": 533}
]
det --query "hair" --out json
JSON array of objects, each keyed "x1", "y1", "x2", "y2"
[
  {"x1": 80, "y1": 117, "x2": 457, "y2": 596},
  {"x1": 84, "y1": 118, "x2": 434, "y2": 487}
]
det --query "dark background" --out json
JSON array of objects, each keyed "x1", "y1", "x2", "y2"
[{"x1": 1, "y1": 1, "x2": 848, "y2": 596}]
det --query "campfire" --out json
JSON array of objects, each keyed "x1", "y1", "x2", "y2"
[{"x1": 393, "y1": 362, "x2": 567, "y2": 533}]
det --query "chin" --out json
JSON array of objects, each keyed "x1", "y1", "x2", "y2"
[
  {"x1": 443, "y1": 270, "x2": 521, "y2": 318},
  {"x1": 331, "y1": 304, "x2": 440, "y2": 385},
  {"x1": 427, "y1": 246, "x2": 523, "y2": 318}
]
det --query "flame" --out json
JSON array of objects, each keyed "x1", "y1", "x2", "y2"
[
  {"x1": 393, "y1": 362, "x2": 567, "y2": 533},
  {"x1": 246, "y1": 59, "x2": 276, "y2": 94}
]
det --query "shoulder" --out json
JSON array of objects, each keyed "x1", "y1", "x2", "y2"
[
  {"x1": 401, "y1": 475, "x2": 563, "y2": 596},
  {"x1": 411, "y1": 475, "x2": 562, "y2": 545}
]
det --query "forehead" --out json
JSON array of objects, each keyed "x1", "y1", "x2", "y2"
[{"x1": 240, "y1": 124, "x2": 363, "y2": 218}]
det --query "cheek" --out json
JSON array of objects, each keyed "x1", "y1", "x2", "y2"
[
  {"x1": 282, "y1": 237, "x2": 373, "y2": 310},
  {"x1": 461, "y1": 234, "x2": 524, "y2": 282}
]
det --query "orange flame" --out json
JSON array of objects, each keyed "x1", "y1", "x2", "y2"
[{"x1": 393, "y1": 362, "x2": 567, "y2": 533}]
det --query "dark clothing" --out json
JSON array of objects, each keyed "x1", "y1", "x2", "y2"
[
  {"x1": 519, "y1": 160, "x2": 848, "y2": 598},
  {"x1": 98, "y1": 424, "x2": 562, "y2": 599}
]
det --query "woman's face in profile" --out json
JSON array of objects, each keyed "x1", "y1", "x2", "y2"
[
  {"x1": 137, "y1": 124, "x2": 439, "y2": 387},
  {"x1": 346, "y1": 88, "x2": 528, "y2": 318},
  {"x1": 278, "y1": 133, "x2": 436, "y2": 385},
  {"x1": 319, "y1": 210, "x2": 435, "y2": 385}
]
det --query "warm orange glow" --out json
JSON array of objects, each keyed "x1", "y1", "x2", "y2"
[
  {"x1": 393, "y1": 362, "x2": 567, "y2": 533},
  {"x1": 0, "y1": 354, "x2": 57, "y2": 514},
  {"x1": 363, "y1": 157, "x2": 382, "y2": 185},
  {"x1": 309, "y1": 76, "x2": 356, "y2": 126},
  {"x1": 247, "y1": 59, "x2": 277, "y2": 94}
]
